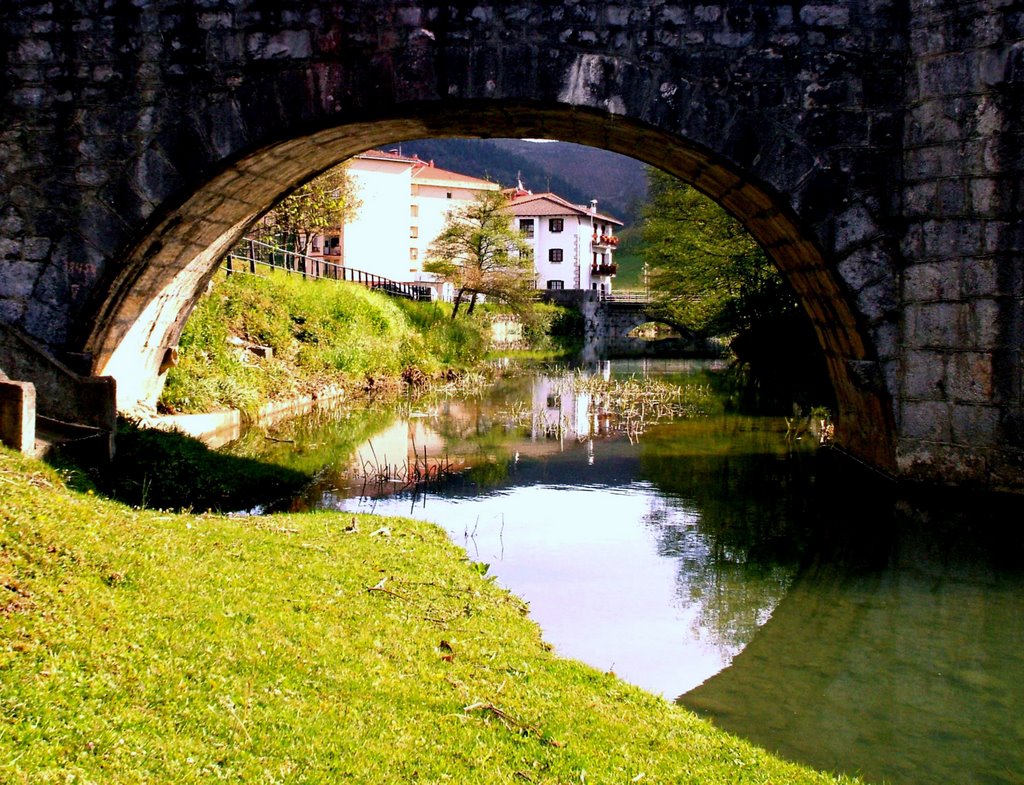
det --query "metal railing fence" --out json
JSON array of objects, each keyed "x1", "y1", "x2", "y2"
[{"x1": 223, "y1": 237, "x2": 432, "y2": 301}]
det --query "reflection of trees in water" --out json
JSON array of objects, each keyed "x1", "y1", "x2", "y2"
[
  {"x1": 643, "y1": 498, "x2": 797, "y2": 654},
  {"x1": 638, "y1": 421, "x2": 820, "y2": 654},
  {"x1": 681, "y1": 499, "x2": 1024, "y2": 785},
  {"x1": 227, "y1": 404, "x2": 398, "y2": 477}
]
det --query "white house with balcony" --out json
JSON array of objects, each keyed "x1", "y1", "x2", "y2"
[{"x1": 505, "y1": 190, "x2": 623, "y2": 294}]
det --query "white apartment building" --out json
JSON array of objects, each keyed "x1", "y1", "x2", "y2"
[
  {"x1": 311, "y1": 150, "x2": 499, "y2": 299},
  {"x1": 506, "y1": 190, "x2": 622, "y2": 294}
]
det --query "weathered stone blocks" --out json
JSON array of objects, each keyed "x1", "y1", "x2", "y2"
[{"x1": 0, "y1": 0, "x2": 1020, "y2": 489}]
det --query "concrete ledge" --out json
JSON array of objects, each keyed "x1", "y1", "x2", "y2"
[
  {"x1": 0, "y1": 322, "x2": 116, "y2": 433},
  {"x1": 0, "y1": 380, "x2": 36, "y2": 455},
  {"x1": 151, "y1": 410, "x2": 244, "y2": 448},
  {"x1": 146, "y1": 386, "x2": 347, "y2": 448}
]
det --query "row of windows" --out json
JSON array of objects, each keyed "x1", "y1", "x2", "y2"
[
  {"x1": 546, "y1": 280, "x2": 606, "y2": 292},
  {"x1": 544, "y1": 284, "x2": 606, "y2": 292},
  {"x1": 547, "y1": 281, "x2": 606, "y2": 291},
  {"x1": 407, "y1": 245, "x2": 563, "y2": 263},
  {"x1": 311, "y1": 235, "x2": 341, "y2": 254},
  {"x1": 519, "y1": 218, "x2": 564, "y2": 237},
  {"x1": 411, "y1": 187, "x2": 455, "y2": 198}
]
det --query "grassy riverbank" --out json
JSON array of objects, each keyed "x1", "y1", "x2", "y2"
[
  {"x1": 161, "y1": 271, "x2": 490, "y2": 414},
  {"x1": 0, "y1": 447, "x2": 857, "y2": 784}
]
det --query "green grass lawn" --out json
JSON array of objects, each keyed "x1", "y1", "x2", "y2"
[
  {"x1": 161, "y1": 270, "x2": 490, "y2": 414},
  {"x1": 0, "y1": 447, "x2": 858, "y2": 784},
  {"x1": 612, "y1": 228, "x2": 646, "y2": 291}
]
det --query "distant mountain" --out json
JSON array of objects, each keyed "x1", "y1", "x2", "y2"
[{"x1": 394, "y1": 138, "x2": 648, "y2": 225}]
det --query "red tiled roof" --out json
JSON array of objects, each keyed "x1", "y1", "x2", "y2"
[
  {"x1": 507, "y1": 192, "x2": 623, "y2": 225},
  {"x1": 355, "y1": 149, "x2": 423, "y2": 165},
  {"x1": 356, "y1": 150, "x2": 496, "y2": 188},
  {"x1": 412, "y1": 162, "x2": 498, "y2": 189}
]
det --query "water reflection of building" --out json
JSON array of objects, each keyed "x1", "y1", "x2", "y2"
[
  {"x1": 532, "y1": 375, "x2": 592, "y2": 441},
  {"x1": 345, "y1": 364, "x2": 631, "y2": 495},
  {"x1": 529, "y1": 363, "x2": 613, "y2": 444},
  {"x1": 348, "y1": 416, "x2": 453, "y2": 481}
]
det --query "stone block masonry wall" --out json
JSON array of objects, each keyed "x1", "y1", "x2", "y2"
[
  {"x1": 0, "y1": 0, "x2": 1022, "y2": 488},
  {"x1": 901, "y1": 0, "x2": 1024, "y2": 488}
]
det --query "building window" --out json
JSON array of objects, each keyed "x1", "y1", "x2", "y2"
[
  {"x1": 546, "y1": 280, "x2": 564, "y2": 290},
  {"x1": 410, "y1": 204, "x2": 419, "y2": 217},
  {"x1": 549, "y1": 218, "x2": 564, "y2": 233},
  {"x1": 446, "y1": 191, "x2": 452, "y2": 199},
  {"x1": 409, "y1": 248, "x2": 418, "y2": 261},
  {"x1": 520, "y1": 219, "x2": 534, "y2": 238},
  {"x1": 410, "y1": 226, "x2": 418, "y2": 238},
  {"x1": 548, "y1": 248, "x2": 563, "y2": 263}
]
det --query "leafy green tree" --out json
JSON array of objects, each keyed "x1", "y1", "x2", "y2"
[
  {"x1": 425, "y1": 190, "x2": 536, "y2": 319},
  {"x1": 640, "y1": 168, "x2": 798, "y2": 336},
  {"x1": 640, "y1": 169, "x2": 833, "y2": 411},
  {"x1": 261, "y1": 164, "x2": 360, "y2": 260}
]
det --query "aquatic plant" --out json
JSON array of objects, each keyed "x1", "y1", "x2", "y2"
[{"x1": 499, "y1": 372, "x2": 713, "y2": 443}]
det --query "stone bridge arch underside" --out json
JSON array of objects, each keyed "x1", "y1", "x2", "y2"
[
  {"x1": 593, "y1": 301, "x2": 700, "y2": 348},
  {"x1": 2, "y1": 1, "x2": 1022, "y2": 490}
]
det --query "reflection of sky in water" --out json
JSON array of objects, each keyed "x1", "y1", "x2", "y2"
[{"x1": 325, "y1": 476, "x2": 787, "y2": 697}]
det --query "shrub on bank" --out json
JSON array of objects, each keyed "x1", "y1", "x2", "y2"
[{"x1": 160, "y1": 271, "x2": 490, "y2": 413}]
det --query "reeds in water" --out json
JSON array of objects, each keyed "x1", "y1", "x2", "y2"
[{"x1": 499, "y1": 372, "x2": 711, "y2": 443}]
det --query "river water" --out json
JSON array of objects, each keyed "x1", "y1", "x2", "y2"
[{"x1": 230, "y1": 359, "x2": 1024, "y2": 785}]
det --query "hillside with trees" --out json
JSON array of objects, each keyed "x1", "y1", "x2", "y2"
[{"x1": 395, "y1": 138, "x2": 648, "y2": 224}]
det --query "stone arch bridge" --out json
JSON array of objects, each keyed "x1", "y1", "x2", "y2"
[
  {"x1": 597, "y1": 296, "x2": 702, "y2": 356},
  {"x1": 546, "y1": 291, "x2": 707, "y2": 357},
  {"x1": 0, "y1": 1, "x2": 1021, "y2": 491}
]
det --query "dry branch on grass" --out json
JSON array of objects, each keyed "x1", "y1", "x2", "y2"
[{"x1": 463, "y1": 702, "x2": 564, "y2": 747}]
